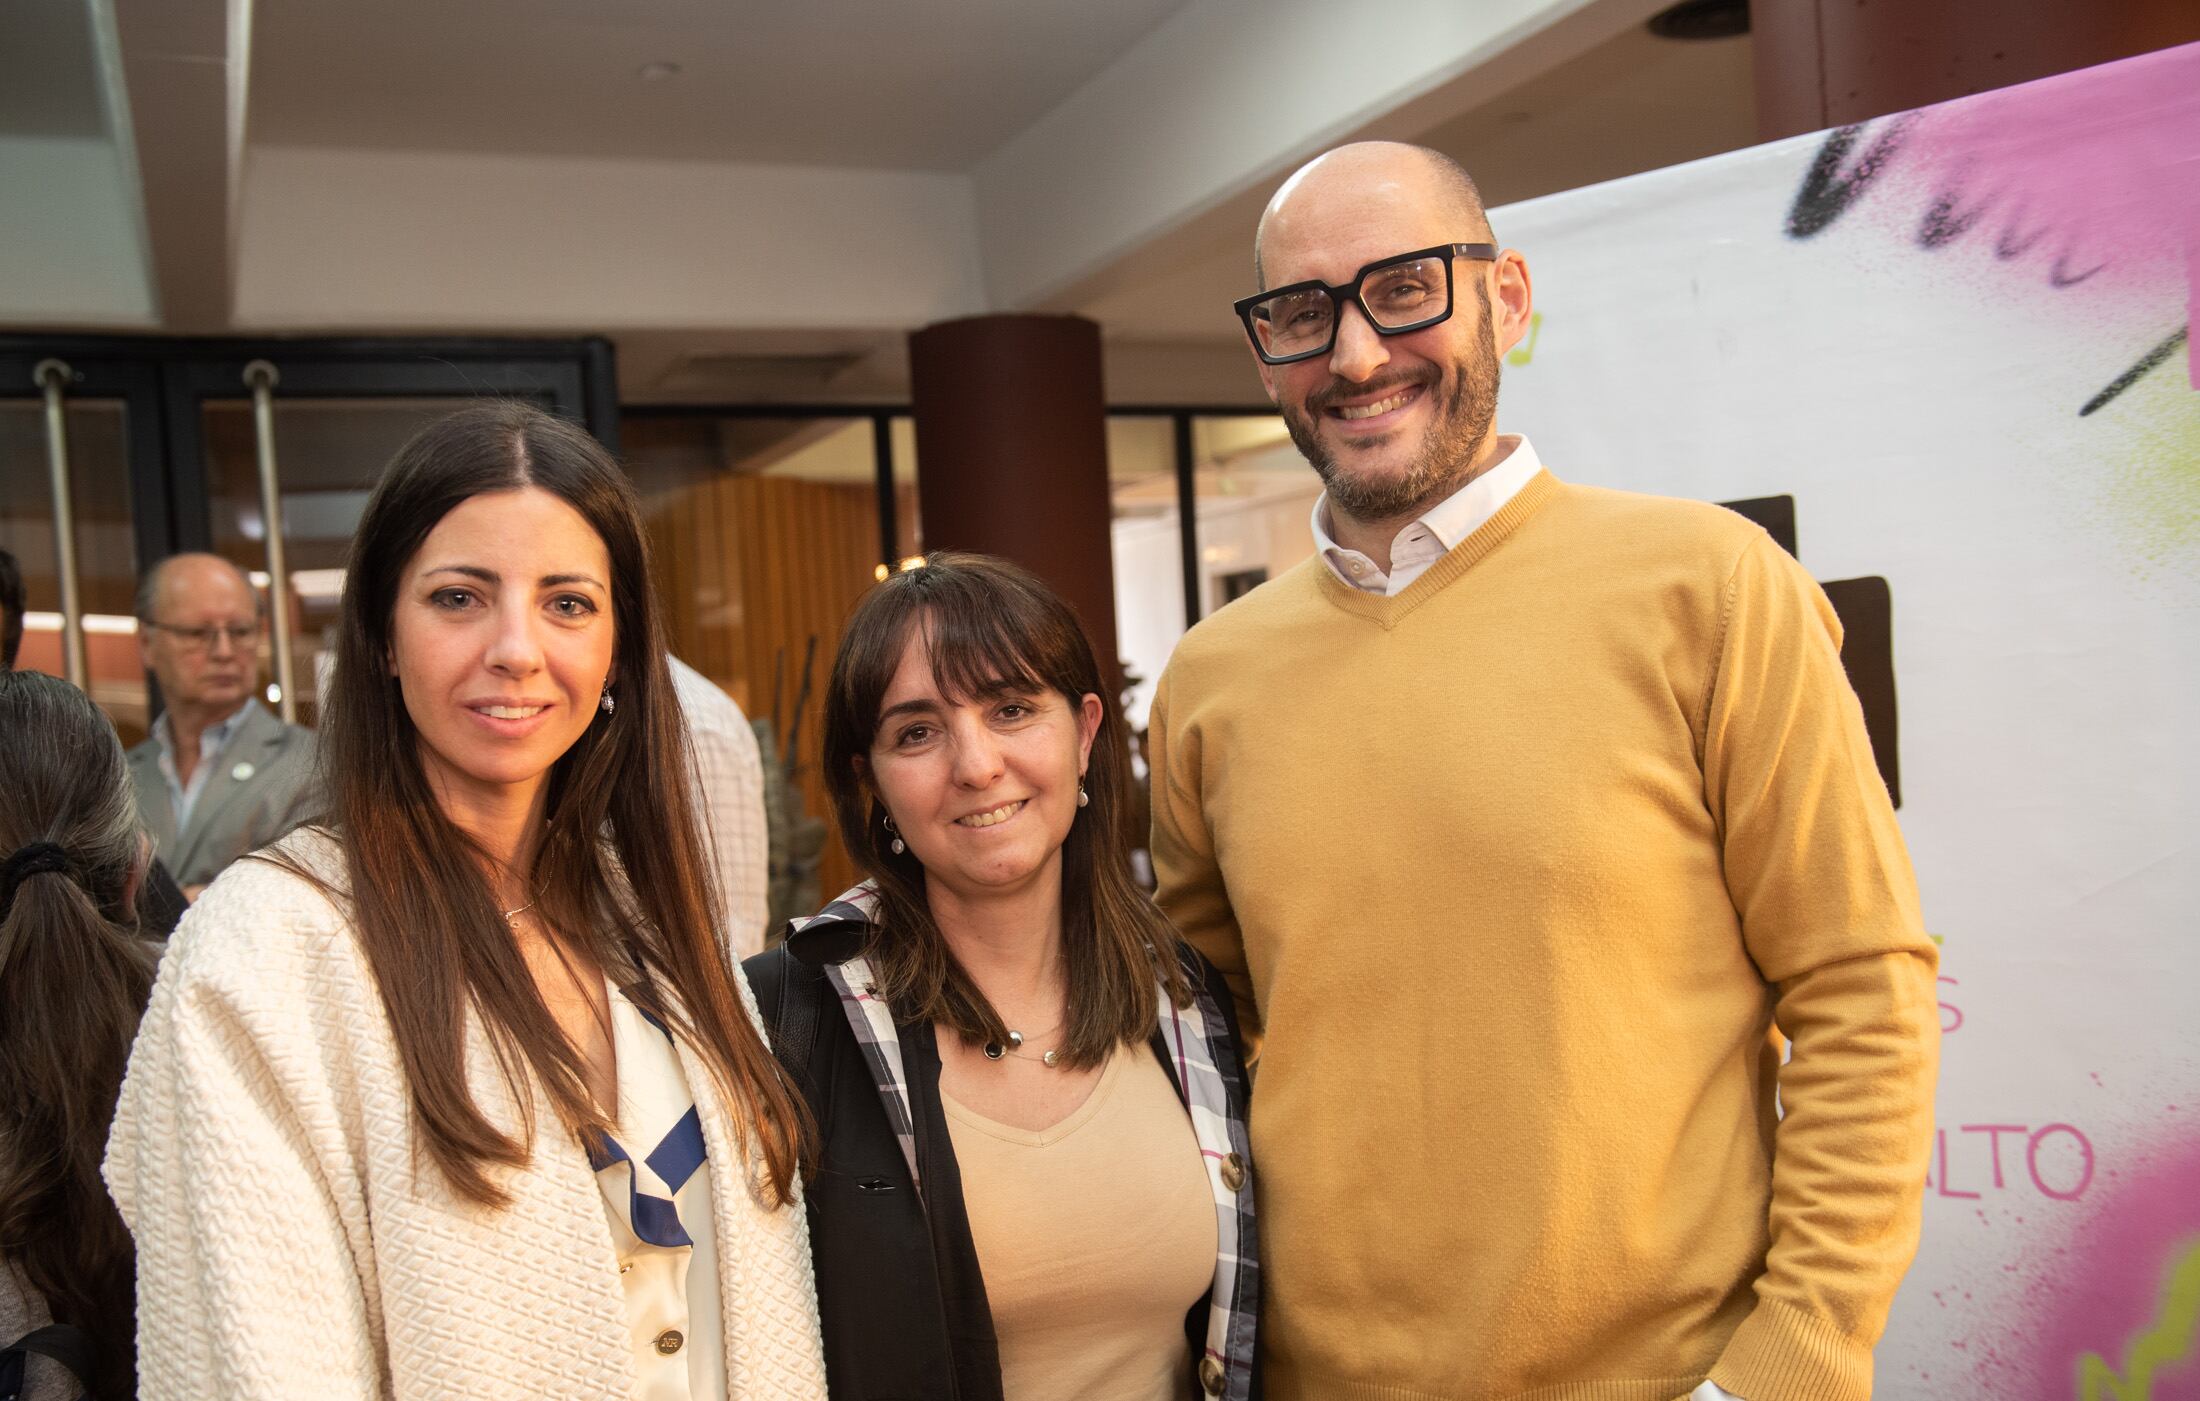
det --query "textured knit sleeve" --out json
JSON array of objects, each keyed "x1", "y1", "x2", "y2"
[
  {"x1": 104, "y1": 867, "x2": 383, "y2": 1400},
  {"x1": 1149, "y1": 668, "x2": 1261, "y2": 1050},
  {"x1": 1697, "y1": 532, "x2": 1940, "y2": 1401}
]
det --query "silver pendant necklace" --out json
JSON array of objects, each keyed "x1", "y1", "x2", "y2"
[
  {"x1": 983, "y1": 1026, "x2": 1064, "y2": 1067},
  {"x1": 502, "y1": 896, "x2": 537, "y2": 929}
]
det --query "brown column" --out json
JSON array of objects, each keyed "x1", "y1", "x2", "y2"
[
  {"x1": 907, "y1": 314, "x2": 1120, "y2": 685},
  {"x1": 1753, "y1": 0, "x2": 2199, "y2": 141}
]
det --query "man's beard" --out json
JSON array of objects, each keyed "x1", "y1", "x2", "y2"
[{"x1": 1282, "y1": 286, "x2": 1501, "y2": 524}]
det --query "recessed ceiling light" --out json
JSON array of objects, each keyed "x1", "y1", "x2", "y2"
[{"x1": 636, "y1": 61, "x2": 682, "y2": 82}]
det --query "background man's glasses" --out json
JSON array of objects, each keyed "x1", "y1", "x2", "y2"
[
  {"x1": 146, "y1": 621, "x2": 257, "y2": 652},
  {"x1": 1234, "y1": 242, "x2": 1498, "y2": 365}
]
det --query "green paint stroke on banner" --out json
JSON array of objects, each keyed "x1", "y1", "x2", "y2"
[
  {"x1": 2096, "y1": 337, "x2": 2200, "y2": 579},
  {"x1": 2076, "y1": 1237, "x2": 2200, "y2": 1401}
]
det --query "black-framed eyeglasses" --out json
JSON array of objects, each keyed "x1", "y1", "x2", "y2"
[
  {"x1": 145, "y1": 621, "x2": 258, "y2": 652},
  {"x1": 1233, "y1": 242, "x2": 1498, "y2": 365}
]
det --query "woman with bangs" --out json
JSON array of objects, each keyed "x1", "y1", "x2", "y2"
[
  {"x1": 105, "y1": 402, "x2": 827, "y2": 1400},
  {"x1": 745, "y1": 552, "x2": 1259, "y2": 1401}
]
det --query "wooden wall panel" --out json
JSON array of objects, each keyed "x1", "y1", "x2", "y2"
[{"x1": 644, "y1": 462, "x2": 881, "y2": 910}]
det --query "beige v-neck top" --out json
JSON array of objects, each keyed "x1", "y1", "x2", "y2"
[{"x1": 943, "y1": 1045, "x2": 1217, "y2": 1401}]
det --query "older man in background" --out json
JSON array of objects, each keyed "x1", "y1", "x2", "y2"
[{"x1": 128, "y1": 553, "x2": 318, "y2": 897}]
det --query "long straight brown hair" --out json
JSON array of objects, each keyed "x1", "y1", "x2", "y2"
[
  {"x1": 0, "y1": 670, "x2": 157, "y2": 1399},
  {"x1": 281, "y1": 401, "x2": 807, "y2": 1207},
  {"x1": 820, "y1": 552, "x2": 1188, "y2": 1066}
]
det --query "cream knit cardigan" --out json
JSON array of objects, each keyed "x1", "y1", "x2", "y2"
[{"x1": 103, "y1": 830, "x2": 829, "y2": 1399}]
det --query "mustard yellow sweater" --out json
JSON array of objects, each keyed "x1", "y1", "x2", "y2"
[{"x1": 1149, "y1": 470, "x2": 1938, "y2": 1401}]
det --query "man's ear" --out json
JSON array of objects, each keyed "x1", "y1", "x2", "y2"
[{"x1": 1492, "y1": 250, "x2": 1535, "y2": 357}]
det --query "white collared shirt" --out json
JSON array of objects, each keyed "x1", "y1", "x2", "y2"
[
  {"x1": 152, "y1": 700, "x2": 253, "y2": 829},
  {"x1": 1312, "y1": 434, "x2": 1545, "y2": 596},
  {"x1": 667, "y1": 657, "x2": 771, "y2": 957}
]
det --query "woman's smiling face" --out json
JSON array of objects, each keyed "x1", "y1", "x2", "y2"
[
  {"x1": 389, "y1": 486, "x2": 617, "y2": 818},
  {"x1": 864, "y1": 628, "x2": 1101, "y2": 905}
]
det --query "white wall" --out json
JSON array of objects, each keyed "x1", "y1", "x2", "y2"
[{"x1": 232, "y1": 144, "x2": 989, "y2": 332}]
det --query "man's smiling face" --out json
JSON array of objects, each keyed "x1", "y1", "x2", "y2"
[{"x1": 1253, "y1": 147, "x2": 1516, "y2": 526}]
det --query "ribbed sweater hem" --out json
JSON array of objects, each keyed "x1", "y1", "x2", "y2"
[
  {"x1": 1271, "y1": 1373, "x2": 1704, "y2": 1401},
  {"x1": 1708, "y1": 1298, "x2": 1873, "y2": 1401}
]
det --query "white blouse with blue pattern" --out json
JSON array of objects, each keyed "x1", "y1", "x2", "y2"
[{"x1": 587, "y1": 982, "x2": 725, "y2": 1401}]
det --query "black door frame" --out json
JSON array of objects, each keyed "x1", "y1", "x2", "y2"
[
  {"x1": 2, "y1": 333, "x2": 617, "y2": 558},
  {"x1": 2, "y1": 334, "x2": 616, "y2": 723}
]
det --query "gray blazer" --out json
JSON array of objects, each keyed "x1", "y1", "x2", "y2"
[{"x1": 127, "y1": 700, "x2": 321, "y2": 890}]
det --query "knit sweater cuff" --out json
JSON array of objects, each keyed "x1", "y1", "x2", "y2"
[{"x1": 1708, "y1": 1298, "x2": 1872, "y2": 1401}]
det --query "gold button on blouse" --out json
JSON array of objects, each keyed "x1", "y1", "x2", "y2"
[
  {"x1": 1219, "y1": 1152, "x2": 1247, "y2": 1192},
  {"x1": 654, "y1": 1329, "x2": 684, "y2": 1356},
  {"x1": 1199, "y1": 1356, "x2": 1226, "y2": 1394}
]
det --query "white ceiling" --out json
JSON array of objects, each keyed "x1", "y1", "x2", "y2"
[
  {"x1": 618, "y1": 21, "x2": 1756, "y2": 403},
  {"x1": 249, "y1": 0, "x2": 1191, "y2": 168},
  {"x1": 620, "y1": 21, "x2": 1751, "y2": 404},
  {"x1": 8, "y1": 0, "x2": 1765, "y2": 409},
  {"x1": 1070, "y1": 24, "x2": 1756, "y2": 345}
]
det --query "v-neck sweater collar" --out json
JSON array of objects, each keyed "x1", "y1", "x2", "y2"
[{"x1": 1311, "y1": 467, "x2": 1563, "y2": 628}]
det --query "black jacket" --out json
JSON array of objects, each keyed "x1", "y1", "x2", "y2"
[{"x1": 744, "y1": 915, "x2": 1258, "y2": 1401}]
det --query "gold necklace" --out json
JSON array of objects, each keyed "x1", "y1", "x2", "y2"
[{"x1": 502, "y1": 896, "x2": 537, "y2": 928}]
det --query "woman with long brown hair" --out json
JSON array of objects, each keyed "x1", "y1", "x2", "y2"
[
  {"x1": 745, "y1": 552, "x2": 1259, "y2": 1401},
  {"x1": 1, "y1": 670, "x2": 160, "y2": 1400},
  {"x1": 104, "y1": 402, "x2": 826, "y2": 1400}
]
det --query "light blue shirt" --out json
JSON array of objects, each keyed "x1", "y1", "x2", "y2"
[{"x1": 152, "y1": 700, "x2": 253, "y2": 830}]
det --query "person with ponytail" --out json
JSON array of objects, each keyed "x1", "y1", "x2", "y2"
[
  {"x1": 104, "y1": 402, "x2": 827, "y2": 1401},
  {"x1": 1, "y1": 670, "x2": 160, "y2": 1400}
]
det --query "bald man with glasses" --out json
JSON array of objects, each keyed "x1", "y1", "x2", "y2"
[
  {"x1": 1150, "y1": 143, "x2": 1938, "y2": 1401},
  {"x1": 128, "y1": 553, "x2": 319, "y2": 897}
]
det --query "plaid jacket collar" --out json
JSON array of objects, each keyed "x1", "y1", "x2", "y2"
[{"x1": 783, "y1": 884, "x2": 1259, "y2": 1401}]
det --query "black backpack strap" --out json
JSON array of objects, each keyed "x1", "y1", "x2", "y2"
[
  {"x1": 1, "y1": 1323, "x2": 94, "y2": 1401},
  {"x1": 770, "y1": 941, "x2": 824, "y2": 1091}
]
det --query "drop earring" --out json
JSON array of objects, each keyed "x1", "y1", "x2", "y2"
[
  {"x1": 598, "y1": 687, "x2": 615, "y2": 716},
  {"x1": 1076, "y1": 782, "x2": 1089, "y2": 808},
  {"x1": 883, "y1": 813, "x2": 904, "y2": 855}
]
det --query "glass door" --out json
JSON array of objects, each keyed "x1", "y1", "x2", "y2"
[
  {"x1": 0, "y1": 355, "x2": 169, "y2": 744},
  {"x1": 163, "y1": 344, "x2": 608, "y2": 726},
  {"x1": 0, "y1": 335, "x2": 616, "y2": 739}
]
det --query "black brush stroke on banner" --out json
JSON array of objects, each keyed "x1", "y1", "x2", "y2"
[
  {"x1": 2080, "y1": 327, "x2": 2189, "y2": 417},
  {"x1": 1786, "y1": 117, "x2": 1920, "y2": 240}
]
